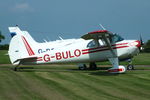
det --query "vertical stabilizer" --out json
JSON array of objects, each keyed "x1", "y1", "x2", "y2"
[{"x1": 8, "y1": 27, "x2": 37, "y2": 65}]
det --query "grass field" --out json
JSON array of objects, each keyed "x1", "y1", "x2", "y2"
[
  {"x1": 0, "y1": 65, "x2": 150, "y2": 100},
  {"x1": 0, "y1": 50, "x2": 10, "y2": 64}
]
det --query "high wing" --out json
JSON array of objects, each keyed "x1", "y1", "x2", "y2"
[
  {"x1": 81, "y1": 30, "x2": 111, "y2": 40},
  {"x1": 81, "y1": 30, "x2": 117, "y2": 57}
]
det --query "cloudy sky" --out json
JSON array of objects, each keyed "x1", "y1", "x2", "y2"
[{"x1": 0, "y1": 0, "x2": 150, "y2": 44}]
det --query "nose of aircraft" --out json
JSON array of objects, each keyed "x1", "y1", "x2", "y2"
[
  {"x1": 128, "y1": 40, "x2": 141, "y2": 56},
  {"x1": 135, "y1": 40, "x2": 141, "y2": 48},
  {"x1": 129, "y1": 40, "x2": 141, "y2": 48}
]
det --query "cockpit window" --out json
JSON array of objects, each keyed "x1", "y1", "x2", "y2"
[
  {"x1": 87, "y1": 40, "x2": 106, "y2": 48},
  {"x1": 87, "y1": 40, "x2": 96, "y2": 47},
  {"x1": 87, "y1": 34, "x2": 124, "y2": 48},
  {"x1": 112, "y1": 34, "x2": 124, "y2": 42}
]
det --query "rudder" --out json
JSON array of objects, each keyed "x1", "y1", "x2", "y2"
[{"x1": 8, "y1": 27, "x2": 37, "y2": 65}]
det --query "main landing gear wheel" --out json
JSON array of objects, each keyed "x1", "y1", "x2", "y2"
[
  {"x1": 13, "y1": 64, "x2": 20, "y2": 71},
  {"x1": 13, "y1": 66, "x2": 20, "y2": 71},
  {"x1": 127, "y1": 64, "x2": 134, "y2": 70},
  {"x1": 78, "y1": 64, "x2": 87, "y2": 70},
  {"x1": 89, "y1": 62, "x2": 97, "y2": 70},
  {"x1": 14, "y1": 67, "x2": 17, "y2": 71}
]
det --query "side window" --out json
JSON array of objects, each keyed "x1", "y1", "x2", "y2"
[
  {"x1": 87, "y1": 39, "x2": 107, "y2": 48},
  {"x1": 87, "y1": 40, "x2": 96, "y2": 48},
  {"x1": 99, "y1": 39, "x2": 106, "y2": 46}
]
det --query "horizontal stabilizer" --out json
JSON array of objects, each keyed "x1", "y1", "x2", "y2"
[{"x1": 13, "y1": 56, "x2": 37, "y2": 65}]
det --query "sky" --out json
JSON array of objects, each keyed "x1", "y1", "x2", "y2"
[{"x1": 0, "y1": 0, "x2": 150, "y2": 44}]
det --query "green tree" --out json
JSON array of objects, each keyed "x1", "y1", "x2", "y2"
[
  {"x1": 143, "y1": 40, "x2": 150, "y2": 53},
  {"x1": 0, "y1": 31, "x2": 5, "y2": 42},
  {"x1": 0, "y1": 44, "x2": 9, "y2": 50}
]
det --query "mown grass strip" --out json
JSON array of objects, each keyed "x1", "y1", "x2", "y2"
[
  {"x1": 0, "y1": 70, "x2": 43, "y2": 100},
  {"x1": 36, "y1": 72, "x2": 120, "y2": 100},
  {"x1": 0, "y1": 65, "x2": 150, "y2": 100},
  {"x1": 29, "y1": 72, "x2": 87, "y2": 100}
]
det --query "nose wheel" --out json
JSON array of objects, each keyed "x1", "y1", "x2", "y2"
[
  {"x1": 127, "y1": 59, "x2": 134, "y2": 70},
  {"x1": 127, "y1": 64, "x2": 134, "y2": 70}
]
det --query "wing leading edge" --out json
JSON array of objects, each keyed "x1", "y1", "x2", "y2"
[{"x1": 81, "y1": 30, "x2": 111, "y2": 40}]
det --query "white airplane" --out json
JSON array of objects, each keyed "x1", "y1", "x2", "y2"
[{"x1": 8, "y1": 26, "x2": 142, "y2": 73}]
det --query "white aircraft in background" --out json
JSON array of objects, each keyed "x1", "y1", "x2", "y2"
[{"x1": 8, "y1": 26, "x2": 142, "y2": 73}]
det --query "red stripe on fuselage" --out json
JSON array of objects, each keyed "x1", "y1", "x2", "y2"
[
  {"x1": 82, "y1": 43, "x2": 128, "y2": 52},
  {"x1": 35, "y1": 45, "x2": 129, "y2": 62},
  {"x1": 22, "y1": 36, "x2": 35, "y2": 56},
  {"x1": 82, "y1": 46, "x2": 129, "y2": 55},
  {"x1": 112, "y1": 43, "x2": 128, "y2": 46},
  {"x1": 22, "y1": 37, "x2": 32, "y2": 56},
  {"x1": 36, "y1": 57, "x2": 43, "y2": 61}
]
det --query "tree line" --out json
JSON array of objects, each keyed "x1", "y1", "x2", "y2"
[{"x1": 143, "y1": 40, "x2": 150, "y2": 52}]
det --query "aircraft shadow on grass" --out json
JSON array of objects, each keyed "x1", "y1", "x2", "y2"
[
  {"x1": 12, "y1": 66, "x2": 122, "y2": 76},
  {"x1": 90, "y1": 71, "x2": 125, "y2": 76}
]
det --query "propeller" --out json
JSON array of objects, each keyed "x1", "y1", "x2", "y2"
[
  {"x1": 140, "y1": 35, "x2": 144, "y2": 45},
  {"x1": 139, "y1": 35, "x2": 144, "y2": 51}
]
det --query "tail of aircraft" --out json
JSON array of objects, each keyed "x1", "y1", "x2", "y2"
[{"x1": 8, "y1": 27, "x2": 37, "y2": 65}]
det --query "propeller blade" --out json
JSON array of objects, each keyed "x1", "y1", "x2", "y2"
[
  {"x1": 140, "y1": 34, "x2": 144, "y2": 45},
  {"x1": 139, "y1": 34, "x2": 144, "y2": 51}
]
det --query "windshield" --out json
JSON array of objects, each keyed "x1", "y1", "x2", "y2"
[{"x1": 112, "y1": 34, "x2": 124, "y2": 42}]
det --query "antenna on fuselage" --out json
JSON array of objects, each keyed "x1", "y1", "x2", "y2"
[
  {"x1": 43, "y1": 39, "x2": 48, "y2": 43},
  {"x1": 99, "y1": 24, "x2": 106, "y2": 30},
  {"x1": 59, "y1": 36, "x2": 63, "y2": 40}
]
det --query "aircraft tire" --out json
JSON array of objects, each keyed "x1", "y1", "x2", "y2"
[
  {"x1": 89, "y1": 62, "x2": 97, "y2": 70},
  {"x1": 78, "y1": 64, "x2": 87, "y2": 70},
  {"x1": 14, "y1": 67, "x2": 17, "y2": 71},
  {"x1": 127, "y1": 64, "x2": 134, "y2": 70}
]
